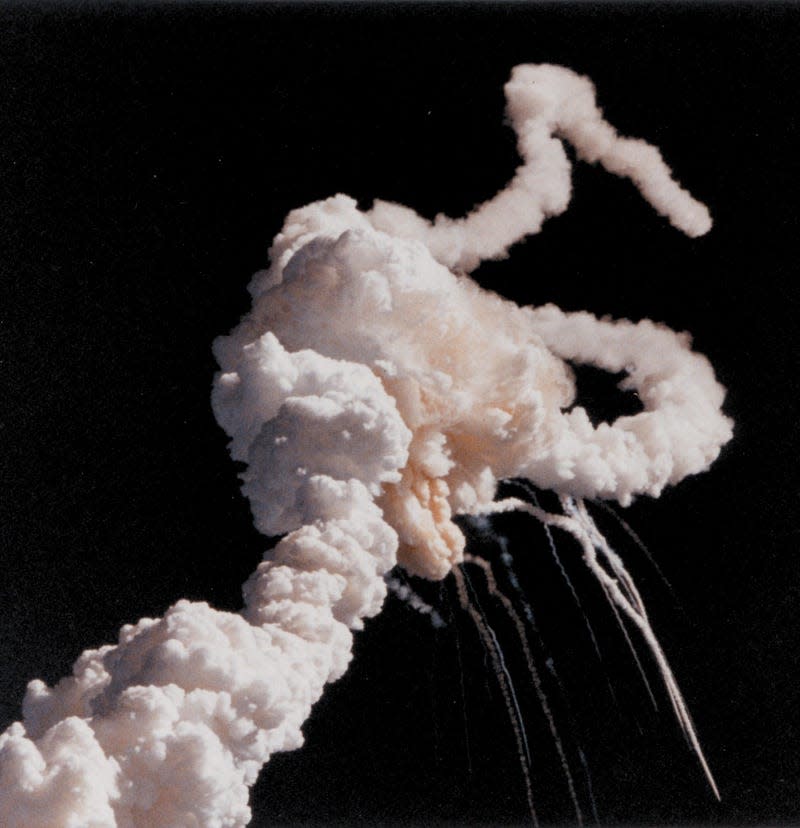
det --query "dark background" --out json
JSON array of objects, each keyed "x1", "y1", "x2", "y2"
[{"x1": 1, "y1": 3, "x2": 799, "y2": 826}]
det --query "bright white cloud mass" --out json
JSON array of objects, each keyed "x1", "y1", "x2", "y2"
[{"x1": 0, "y1": 65, "x2": 731, "y2": 827}]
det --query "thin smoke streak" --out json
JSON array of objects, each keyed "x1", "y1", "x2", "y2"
[
  {"x1": 494, "y1": 535, "x2": 600, "y2": 823},
  {"x1": 590, "y1": 499, "x2": 677, "y2": 599},
  {"x1": 513, "y1": 481, "x2": 615, "y2": 687},
  {"x1": 494, "y1": 530, "x2": 600, "y2": 823},
  {"x1": 465, "y1": 552, "x2": 583, "y2": 826},
  {"x1": 455, "y1": 566, "x2": 538, "y2": 826}
]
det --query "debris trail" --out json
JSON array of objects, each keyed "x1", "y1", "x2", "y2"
[
  {"x1": 477, "y1": 497, "x2": 721, "y2": 801},
  {"x1": 454, "y1": 566, "x2": 539, "y2": 826},
  {"x1": 591, "y1": 499, "x2": 677, "y2": 599},
  {"x1": 494, "y1": 534, "x2": 600, "y2": 822},
  {"x1": 465, "y1": 552, "x2": 583, "y2": 826},
  {"x1": 512, "y1": 481, "x2": 611, "y2": 678}
]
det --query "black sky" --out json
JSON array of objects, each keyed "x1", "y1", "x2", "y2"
[{"x1": 1, "y1": 3, "x2": 799, "y2": 826}]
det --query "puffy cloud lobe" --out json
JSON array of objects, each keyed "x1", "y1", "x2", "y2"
[
  {"x1": 0, "y1": 719, "x2": 119, "y2": 828},
  {"x1": 1, "y1": 484, "x2": 398, "y2": 827},
  {"x1": 0, "y1": 64, "x2": 731, "y2": 826},
  {"x1": 213, "y1": 332, "x2": 412, "y2": 536}
]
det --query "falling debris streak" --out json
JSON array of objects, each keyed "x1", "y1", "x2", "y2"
[
  {"x1": 591, "y1": 499, "x2": 677, "y2": 598},
  {"x1": 600, "y1": 580, "x2": 661, "y2": 713},
  {"x1": 577, "y1": 747, "x2": 600, "y2": 825},
  {"x1": 497, "y1": 534, "x2": 603, "y2": 823},
  {"x1": 464, "y1": 553, "x2": 583, "y2": 826},
  {"x1": 568, "y1": 518, "x2": 720, "y2": 794},
  {"x1": 460, "y1": 567, "x2": 533, "y2": 773},
  {"x1": 511, "y1": 480, "x2": 613, "y2": 687},
  {"x1": 450, "y1": 592, "x2": 475, "y2": 778},
  {"x1": 477, "y1": 497, "x2": 721, "y2": 802},
  {"x1": 494, "y1": 533, "x2": 600, "y2": 824},
  {"x1": 562, "y1": 497, "x2": 660, "y2": 712},
  {"x1": 573, "y1": 500, "x2": 656, "y2": 627},
  {"x1": 454, "y1": 567, "x2": 539, "y2": 827},
  {"x1": 499, "y1": 548, "x2": 536, "y2": 626}
]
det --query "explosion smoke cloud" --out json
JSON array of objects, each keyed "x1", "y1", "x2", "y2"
[{"x1": 0, "y1": 64, "x2": 731, "y2": 826}]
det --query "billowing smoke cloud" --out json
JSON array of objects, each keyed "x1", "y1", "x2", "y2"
[{"x1": 0, "y1": 65, "x2": 731, "y2": 826}]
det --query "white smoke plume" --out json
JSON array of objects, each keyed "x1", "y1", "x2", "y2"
[{"x1": 0, "y1": 65, "x2": 732, "y2": 826}]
